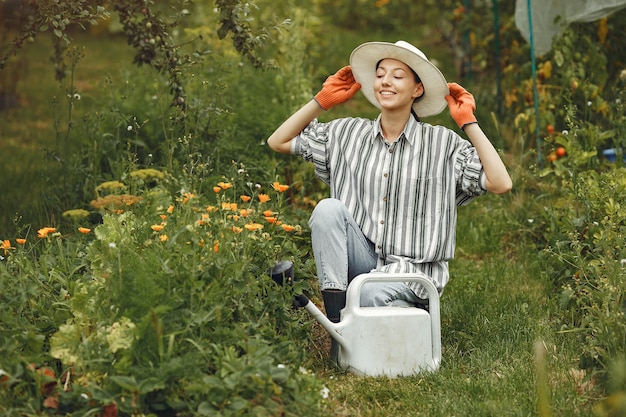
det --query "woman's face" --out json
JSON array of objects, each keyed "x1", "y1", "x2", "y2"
[{"x1": 374, "y1": 58, "x2": 424, "y2": 112}]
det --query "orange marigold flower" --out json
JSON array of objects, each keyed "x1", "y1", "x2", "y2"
[
  {"x1": 213, "y1": 241, "x2": 219, "y2": 253},
  {"x1": 78, "y1": 227, "x2": 91, "y2": 234},
  {"x1": 272, "y1": 182, "x2": 289, "y2": 192},
  {"x1": 239, "y1": 208, "x2": 252, "y2": 217},
  {"x1": 264, "y1": 216, "x2": 277, "y2": 224},
  {"x1": 90, "y1": 194, "x2": 142, "y2": 211},
  {"x1": 151, "y1": 224, "x2": 165, "y2": 232},
  {"x1": 37, "y1": 227, "x2": 57, "y2": 238},
  {"x1": 258, "y1": 194, "x2": 270, "y2": 203},
  {"x1": 159, "y1": 214, "x2": 168, "y2": 220},
  {"x1": 181, "y1": 192, "x2": 195, "y2": 203},
  {"x1": 213, "y1": 186, "x2": 222, "y2": 193},
  {"x1": 240, "y1": 195, "x2": 251, "y2": 202},
  {"x1": 262, "y1": 210, "x2": 275, "y2": 217},
  {"x1": 232, "y1": 226, "x2": 243, "y2": 233},
  {"x1": 221, "y1": 202, "x2": 238, "y2": 211},
  {"x1": 159, "y1": 235, "x2": 168, "y2": 242},
  {"x1": 16, "y1": 238, "x2": 26, "y2": 245},
  {"x1": 167, "y1": 205, "x2": 175, "y2": 214},
  {"x1": 281, "y1": 224, "x2": 296, "y2": 232},
  {"x1": 217, "y1": 181, "x2": 233, "y2": 190},
  {"x1": 206, "y1": 205, "x2": 218, "y2": 213},
  {"x1": 244, "y1": 223, "x2": 264, "y2": 231},
  {"x1": 1, "y1": 239, "x2": 13, "y2": 255}
]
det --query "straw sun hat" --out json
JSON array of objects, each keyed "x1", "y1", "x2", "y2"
[{"x1": 349, "y1": 41, "x2": 449, "y2": 117}]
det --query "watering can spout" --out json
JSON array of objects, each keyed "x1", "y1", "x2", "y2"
[
  {"x1": 268, "y1": 261, "x2": 346, "y2": 346},
  {"x1": 295, "y1": 294, "x2": 347, "y2": 347}
]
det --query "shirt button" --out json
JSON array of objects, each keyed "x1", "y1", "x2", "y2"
[
  {"x1": 380, "y1": 220, "x2": 384, "y2": 225},
  {"x1": 383, "y1": 196, "x2": 388, "y2": 202},
  {"x1": 389, "y1": 148, "x2": 393, "y2": 153},
  {"x1": 383, "y1": 172, "x2": 388, "y2": 178}
]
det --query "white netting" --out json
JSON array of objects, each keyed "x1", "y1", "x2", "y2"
[{"x1": 515, "y1": 0, "x2": 626, "y2": 56}]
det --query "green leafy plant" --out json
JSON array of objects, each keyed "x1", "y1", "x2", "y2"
[{"x1": 1, "y1": 165, "x2": 325, "y2": 415}]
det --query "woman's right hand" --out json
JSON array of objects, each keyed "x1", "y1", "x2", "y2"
[{"x1": 314, "y1": 66, "x2": 361, "y2": 110}]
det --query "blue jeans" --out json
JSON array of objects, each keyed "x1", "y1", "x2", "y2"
[{"x1": 309, "y1": 198, "x2": 421, "y2": 307}]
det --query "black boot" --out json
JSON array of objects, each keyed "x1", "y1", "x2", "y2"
[{"x1": 322, "y1": 290, "x2": 346, "y2": 364}]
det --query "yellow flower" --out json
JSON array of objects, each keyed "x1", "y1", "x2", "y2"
[
  {"x1": 159, "y1": 235, "x2": 168, "y2": 242},
  {"x1": 151, "y1": 224, "x2": 165, "y2": 232},
  {"x1": 37, "y1": 227, "x2": 57, "y2": 238},
  {"x1": 78, "y1": 227, "x2": 91, "y2": 234},
  {"x1": 258, "y1": 194, "x2": 270, "y2": 203},
  {"x1": 206, "y1": 205, "x2": 218, "y2": 213},
  {"x1": 244, "y1": 223, "x2": 264, "y2": 231},
  {"x1": 271, "y1": 182, "x2": 289, "y2": 192},
  {"x1": 95, "y1": 180, "x2": 126, "y2": 193},
  {"x1": 240, "y1": 195, "x2": 251, "y2": 202},
  {"x1": 232, "y1": 226, "x2": 243, "y2": 233},
  {"x1": 217, "y1": 181, "x2": 233, "y2": 190},
  {"x1": 182, "y1": 192, "x2": 195, "y2": 203},
  {"x1": 130, "y1": 168, "x2": 164, "y2": 181},
  {"x1": 167, "y1": 205, "x2": 175, "y2": 214},
  {"x1": 159, "y1": 214, "x2": 168, "y2": 220},
  {"x1": 239, "y1": 208, "x2": 252, "y2": 217},
  {"x1": 1, "y1": 239, "x2": 13, "y2": 255},
  {"x1": 62, "y1": 209, "x2": 90, "y2": 219}
]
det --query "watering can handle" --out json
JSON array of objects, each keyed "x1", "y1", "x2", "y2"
[{"x1": 345, "y1": 272, "x2": 442, "y2": 369}]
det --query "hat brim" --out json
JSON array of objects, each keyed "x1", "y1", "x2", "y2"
[{"x1": 349, "y1": 41, "x2": 449, "y2": 118}]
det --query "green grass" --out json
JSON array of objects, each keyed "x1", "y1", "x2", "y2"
[{"x1": 315, "y1": 259, "x2": 596, "y2": 416}]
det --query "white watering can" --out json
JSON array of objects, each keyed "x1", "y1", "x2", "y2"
[{"x1": 298, "y1": 272, "x2": 442, "y2": 377}]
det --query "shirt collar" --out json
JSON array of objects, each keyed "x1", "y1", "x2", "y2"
[{"x1": 372, "y1": 114, "x2": 419, "y2": 145}]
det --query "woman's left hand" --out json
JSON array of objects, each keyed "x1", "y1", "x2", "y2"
[{"x1": 445, "y1": 82, "x2": 477, "y2": 130}]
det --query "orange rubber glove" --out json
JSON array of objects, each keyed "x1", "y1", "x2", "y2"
[
  {"x1": 445, "y1": 82, "x2": 478, "y2": 130},
  {"x1": 314, "y1": 66, "x2": 361, "y2": 110}
]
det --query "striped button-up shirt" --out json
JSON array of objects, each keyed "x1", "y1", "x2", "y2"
[{"x1": 291, "y1": 115, "x2": 486, "y2": 298}]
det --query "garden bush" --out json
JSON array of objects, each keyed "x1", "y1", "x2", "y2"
[{"x1": 0, "y1": 165, "x2": 327, "y2": 415}]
